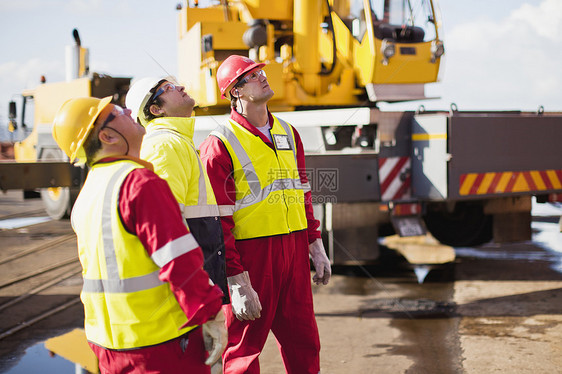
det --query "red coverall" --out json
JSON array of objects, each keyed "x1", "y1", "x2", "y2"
[
  {"x1": 200, "y1": 111, "x2": 322, "y2": 374},
  {"x1": 87, "y1": 157, "x2": 223, "y2": 374}
]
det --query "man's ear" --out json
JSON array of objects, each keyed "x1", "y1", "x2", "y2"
[
  {"x1": 149, "y1": 103, "x2": 164, "y2": 116},
  {"x1": 98, "y1": 128, "x2": 119, "y2": 145}
]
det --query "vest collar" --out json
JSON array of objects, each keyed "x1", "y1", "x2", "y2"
[
  {"x1": 230, "y1": 109, "x2": 275, "y2": 145},
  {"x1": 95, "y1": 156, "x2": 154, "y2": 171},
  {"x1": 147, "y1": 117, "x2": 195, "y2": 140}
]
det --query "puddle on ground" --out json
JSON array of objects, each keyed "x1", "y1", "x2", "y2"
[
  {"x1": 531, "y1": 221, "x2": 562, "y2": 273},
  {"x1": 389, "y1": 317, "x2": 463, "y2": 373},
  {"x1": 0, "y1": 217, "x2": 51, "y2": 230},
  {"x1": 1, "y1": 342, "x2": 75, "y2": 374},
  {"x1": 454, "y1": 220, "x2": 562, "y2": 274}
]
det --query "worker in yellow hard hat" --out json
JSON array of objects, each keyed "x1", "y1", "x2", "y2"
[
  {"x1": 199, "y1": 55, "x2": 332, "y2": 373},
  {"x1": 52, "y1": 97, "x2": 227, "y2": 373},
  {"x1": 126, "y1": 76, "x2": 229, "y2": 309}
]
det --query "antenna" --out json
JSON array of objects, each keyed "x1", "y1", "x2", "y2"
[{"x1": 144, "y1": 50, "x2": 172, "y2": 77}]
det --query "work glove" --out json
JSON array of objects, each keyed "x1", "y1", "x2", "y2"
[
  {"x1": 309, "y1": 238, "x2": 332, "y2": 285},
  {"x1": 227, "y1": 271, "x2": 262, "y2": 321},
  {"x1": 202, "y1": 309, "x2": 228, "y2": 366}
]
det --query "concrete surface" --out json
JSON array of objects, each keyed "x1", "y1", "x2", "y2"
[{"x1": 1, "y1": 190, "x2": 561, "y2": 373}]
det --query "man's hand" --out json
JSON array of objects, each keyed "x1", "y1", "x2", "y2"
[
  {"x1": 309, "y1": 238, "x2": 332, "y2": 285},
  {"x1": 202, "y1": 309, "x2": 228, "y2": 366},
  {"x1": 227, "y1": 271, "x2": 262, "y2": 321}
]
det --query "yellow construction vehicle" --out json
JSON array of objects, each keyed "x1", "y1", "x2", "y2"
[
  {"x1": 3, "y1": 29, "x2": 130, "y2": 219},
  {"x1": 179, "y1": 0, "x2": 443, "y2": 112},
  {"x1": 176, "y1": 0, "x2": 562, "y2": 264}
]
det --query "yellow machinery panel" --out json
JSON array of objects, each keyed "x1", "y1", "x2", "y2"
[
  {"x1": 178, "y1": 20, "x2": 247, "y2": 108},
  {"x1": 14, "y1": 78, "x2": 91, "y2": 162},
  {"x1": 34, "y1": 79, "x2": 91, "y2": 126},
  {"x1": 179, "y1": 6, "x2": 239, "y2": 33},
  {"x1": 201, "y1": 22, "x2": 248, "y2": 50},
  {"x1": 239, "y1": 0, "x2": 293, "y2": 21},
  {"x1": 374, "y1": 41, "x2": 440, "y2": 84},
  {"x1": 354, "y1": 37, "x2": 440, "y2": 86}
]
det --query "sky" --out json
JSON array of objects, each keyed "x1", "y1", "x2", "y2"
[{"x1": 1, "y1": 0, "x2": 561, "y2": 135}]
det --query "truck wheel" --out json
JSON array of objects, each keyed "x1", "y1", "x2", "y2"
[
  {"x1": 39, "y1": 148, "x2": 79, "y2": 220},
  {"x1": 424, "y1": 202, "x2": 492, "y2": 247}
]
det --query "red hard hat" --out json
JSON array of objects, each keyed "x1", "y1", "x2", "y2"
[{"x1": 217, "y1": 55, "x2": 265, "y2": 99}]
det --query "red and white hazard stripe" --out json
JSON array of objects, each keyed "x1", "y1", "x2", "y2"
[{"x1": 378, "y1": 156, "x2": 411, "y2": 201}]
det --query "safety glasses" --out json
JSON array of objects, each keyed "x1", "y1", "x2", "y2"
[
  {"x1": 100, "y1": 105, "x2": 125, "y2": 129},
  {"x1": 238, "y1": 69, "x2": 266, "y2": 85},
  {"x1": 153, "y1": 82, "x2": 177, "y2": 100}
]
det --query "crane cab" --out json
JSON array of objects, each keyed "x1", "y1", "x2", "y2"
[{"x1": 336, "y1": 0, "x2": 444, "y2": 102}]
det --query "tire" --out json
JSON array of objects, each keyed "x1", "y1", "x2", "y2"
[
  {"x1": 39, "y1": 148, "x2": 79, "y2": 220},
  {"x1": 423, "y1": 202, "x2": 493, "y2": 247}
]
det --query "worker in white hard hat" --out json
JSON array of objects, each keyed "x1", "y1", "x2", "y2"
[
  {"x1": 126, "y1": 77, "x2": 229, "y2": 308},
  {"x1": 51, "y1": 97, "x2": 226, "y2": 373}
]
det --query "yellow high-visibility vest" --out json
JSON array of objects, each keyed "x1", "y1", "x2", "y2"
[
  {"x1": 141, "y1": 117, "x2": 220, "y2": 219},
  {"x1": 141, "y1": 117, "x2": 229, "y2": 304},
  {"x1": 211, "y1": 116, "x2": 309, "y2": 239},
  {"x1": 71, "y1": 159, "x2": 196, "y2": 349}
]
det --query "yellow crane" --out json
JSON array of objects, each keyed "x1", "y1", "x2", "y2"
[{"x1": 177, "y1": 0, "x2": 444, "y2": 112}]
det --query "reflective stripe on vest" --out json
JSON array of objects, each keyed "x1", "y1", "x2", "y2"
[
  {"x1": 144, "y1": 129, "x2": 220, "y2": 218},
  {"x1": 210, "y1": 116, "x2": 308, "y2": 238},
  {"x1": 212, "y1": 124, "x2": 311, "y2": 213},
  {"x1": 151, "y1": 231, "x2": 199, "y2": 267}
]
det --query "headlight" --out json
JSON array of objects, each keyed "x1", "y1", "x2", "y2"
[{"x1": 381, "y1": 39, "x2": 395, "y2": 65}]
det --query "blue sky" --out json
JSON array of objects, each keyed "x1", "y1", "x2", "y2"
[{"x1": 0, "y1": 0, "x2": 560, "y2": 131}]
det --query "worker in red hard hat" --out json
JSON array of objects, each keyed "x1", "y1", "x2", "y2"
[{"x1": 200, "y1": 55, "x2": 332, "y2": 373}]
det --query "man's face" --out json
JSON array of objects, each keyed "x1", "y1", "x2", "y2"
[
  {"x1": 232, "y1": 69, "x2": 274, "y2": 104},
  {"x1": 97, "y1": 104, "x2": 145, "y2": 152},
  {"x1": 154, "y1": 81, "x2": 196, "y2": 117}
]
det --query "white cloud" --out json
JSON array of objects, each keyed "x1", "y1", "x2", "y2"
[
  {"x1": 411, "y1": 0, "x2": 562, "y2": 111},
  {"x1": 0, "y1": 59, "x2": 63, "y2": 88},
  {"x1": 0, "y1": 0, "x2": 58, "y2": 12},
  {"x1": 511, "y1": 0, "x2": 562, "y2": 42}
]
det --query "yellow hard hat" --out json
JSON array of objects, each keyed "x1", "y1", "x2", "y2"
[{"x1": 52, "y1": 96, "x2": 112, "y2": 162}]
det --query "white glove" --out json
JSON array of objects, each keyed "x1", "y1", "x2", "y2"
[
  {"x1": 309, "y1": 238, "x2": 332, "y2": 285},
  {"x1": 202, "y1": 309, "x2": 228, "y2": 366},
  {"x1": 227, "y1": 271, "x2": 262, "y2": 321},
  {"x1": 210, "y1": 360, "x2": 223, "y2": 374}
]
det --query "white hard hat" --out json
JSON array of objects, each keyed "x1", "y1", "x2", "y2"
[{"x1": 126, "y1": 76, "x2": 175, "y2": 126}]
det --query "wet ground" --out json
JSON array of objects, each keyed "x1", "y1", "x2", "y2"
[{"x1": 0, "y1": 190, "x2": 561, "y2": 373}]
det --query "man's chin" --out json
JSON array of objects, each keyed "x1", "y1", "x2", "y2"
[{"x1": 263, "y1": 90, "x2": 275, "y2": 102}]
